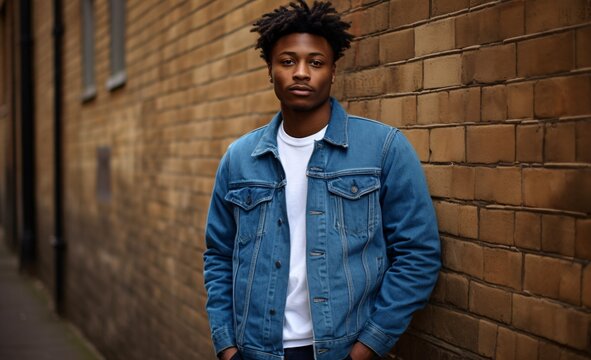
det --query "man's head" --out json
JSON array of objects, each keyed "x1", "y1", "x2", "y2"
[{"x1": 251, "y1": 1, "x2": 353, "y2": 65}]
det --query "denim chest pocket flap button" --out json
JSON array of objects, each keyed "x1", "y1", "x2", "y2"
[
  {"x1": 225, "y1": 187, "x2": 275, "y2": 211},
  {"x1": 327, "y1": 175, "x2": 380, "y2": 200}
]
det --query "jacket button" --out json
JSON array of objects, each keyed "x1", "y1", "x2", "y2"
[
  {"x1": 270, "y1": 309, "x2": 276, "y2": 315},
  {"x1": 351, "y1": 185, "x2": 358, "y2": 194},
  {"x1": 275, "y1": 261, "x2": 281, "y2": 269}
]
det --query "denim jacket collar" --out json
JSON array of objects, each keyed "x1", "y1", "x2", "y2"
[{"x1": 251, "y1": 97, "x2": 349, "y2": 158}]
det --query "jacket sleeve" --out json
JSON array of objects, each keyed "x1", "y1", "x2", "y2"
[
  {"x1": 203, "y1": 149, "x2": 237, "y2": 355},
  {"x1": 357, "y1": 129, "x2": 441, "y2": 356}
]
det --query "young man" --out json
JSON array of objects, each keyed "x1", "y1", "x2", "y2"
[{"x1": 203, "y1": 1, "x2": 440, "y2": 359}]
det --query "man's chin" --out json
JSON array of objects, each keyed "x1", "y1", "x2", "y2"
[{"x1": 281, "y1": 98, "x2": 328, "y2": 113}]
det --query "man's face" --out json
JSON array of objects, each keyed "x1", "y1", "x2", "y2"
[{"x1": 268, "y1": 33, "x2": 335, "y2": 113}]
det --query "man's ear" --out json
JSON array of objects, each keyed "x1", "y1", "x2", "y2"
[
  {"x1": 331, "y1": 63, "x2": 336, "y2": 84},
  {"x1": 267, "y1": 63, "x2": 273, "y2": 83}
]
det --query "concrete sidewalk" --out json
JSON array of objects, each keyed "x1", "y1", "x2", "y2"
[{"x1": 0, "y1": 244, "x2": 103, "y2": 360}]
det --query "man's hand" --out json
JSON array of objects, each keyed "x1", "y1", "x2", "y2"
[
  {"x1": 219, "y1": 347, "x2": 238, "y2": 360},
  {"x1": 349, "y1": 342, "x2": 375, "y2": 360}
]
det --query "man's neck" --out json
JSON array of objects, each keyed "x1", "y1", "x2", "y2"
[{"x1": 280, "y1": 100, "x2": 331, "y2": 138}]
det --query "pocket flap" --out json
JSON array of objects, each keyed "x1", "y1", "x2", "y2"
[
  {"x1": 225, "y1": 187, "x2": 274, "y2": 211},
  {"x1": 328, "y1": 175, "x2": 380, "y2": 200}
]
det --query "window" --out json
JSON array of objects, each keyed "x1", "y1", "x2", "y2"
[
  {"x1": 106, "y1": 0, "x2": 126, "y2": 90},
  {"x1": 81, "y1": 0, "x2": 96, "y2": 101}
]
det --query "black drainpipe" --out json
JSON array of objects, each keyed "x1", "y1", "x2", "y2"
[
  {"x1": 19, "y1": 0, "x2": 36, "y2": 273},
  {"x1": 52, "y1": 0, "x2": 65, "y2": 316}
]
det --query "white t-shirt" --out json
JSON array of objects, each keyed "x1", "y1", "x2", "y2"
[{"x1": 277, "y1": 121, "x2": 327, "y2": 348}]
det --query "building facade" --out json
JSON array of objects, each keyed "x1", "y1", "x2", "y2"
[{"x1": 0, "y1": 0, "x2": 590, "y2": 359}]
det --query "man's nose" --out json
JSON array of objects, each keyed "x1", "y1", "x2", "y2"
[{"x1": 293, "y1": 63, "x2": 310, "y2": 80}]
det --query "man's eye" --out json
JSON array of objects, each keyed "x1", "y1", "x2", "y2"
[
  {"x1": 310, "y1": 60, "x2": 323, "y2": 67},
  {"x1": 281, "y1": 59, "x2": 295, "y2": 65}
]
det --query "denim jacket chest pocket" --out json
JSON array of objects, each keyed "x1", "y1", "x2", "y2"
[
  {"x1": 225, "y1": 186, "x2": 274, "y2": 244},
  {"x1": 328, "y1": 174, "x2": 381, "y2": 237}
]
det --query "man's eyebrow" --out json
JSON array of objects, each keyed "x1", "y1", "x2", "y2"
[{"x1": 278, "y1": 51, "x2": 328, "y2": 57}]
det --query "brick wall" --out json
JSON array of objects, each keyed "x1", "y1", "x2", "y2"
[
  {"x1": 2, "y1": 0, "x2": 589, "y2": 359},
  {"x1": 335, "y1": 1, "x2": 591, "y2": 359}
]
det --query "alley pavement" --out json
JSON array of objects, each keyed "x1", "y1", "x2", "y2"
[{"x1": 0, "y1": 243, "x2": 103, "y2": 360}]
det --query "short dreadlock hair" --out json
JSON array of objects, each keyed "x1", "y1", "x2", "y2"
[{"x1": 251, "y1": 0, "x2": 353, "y2": 63}]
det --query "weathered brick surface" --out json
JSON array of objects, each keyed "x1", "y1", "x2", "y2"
[
  {"x1": 414, "y1": 18, "x2": 455, "y2": 56},
  {"x1": 518, "y1": 31, "x2": 574, "y2": 78},
  {"x1": 430, "y1": 126, "x2": 465, "y2": 162},
  {"x1": 2, "y1": 1, "x2": 589, "y2": 360}
]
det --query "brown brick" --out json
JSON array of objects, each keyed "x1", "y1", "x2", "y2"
[
  {"x1": 435, "y1": 201, "x2": 459, "y2": 236},
  {"x1": 534, "y1": 75, "x2": 591, "y2": 118},
  {"x1": 514, "y1": 212, "x2": 541, "y2": 250},
  {"x1": 424, "y1": 165, "x2": 452, "y2": 197},
  {"x1": 576, "y1": 120, "x2": 591, "y2": 163},
  {"x1": 483, "y1": 247, "x2": 522, "y2": 290},
  {"x1": 474, "y1": 167, "x2": 522, "y2": 205},
  {"x1": 417, "y1": 92, "x2": 440, "y2": 125},
  {"x1": 431, "y1": 306, "x2": 479, "y2": 352},
  {"x1": 409, "y1": 305, "x2": 434, "y2": 334},
  {"x1": 496, "y1": 327, "x2": 517, "y2": 360},
  {"x1": 458, "y1": 205, "x2": 478, "y2": 239},
  {"x1": 445, "y1": 273, "x2": 469, "y2": 309},
  {"x1": 387, "y1": 61, "x2": 423, "y2": 93},
  {"x1": 448, "y1": 87, "x2": 480, "y2": 122},
  {"x1": 538, "y1": 342, "x2": 562, "y2": 360},
  {"x1": 389, "y1": 0, "x2": 429, "y2": 28},
  {"x1": 518, "y1": 32, "x2": 575, "y2": 78},
  {"x1": 516, "y1": 124, "x2": 543, "y2": 163},
  {"x1": 583, "y1": 264, "x2": 591, "y2": 308},
  {"x1": 430, "y1": 126, "x2": 465, "y2": 162},
  {"x1": 541, "y1": 215, "x2": 575, "y2": 257},
  {"x1": 479, "y1": 208, "x2": 514, "y2": 246},
  {"x1": 451, "y1": 166, "x2": 475, "y2": 200},
  {"x1": 576, "y1": 26, "x2": 591, "y2": 68},
  {"x1": 545, "y1": 122, "x2": 576, "y2": 162},
  {"x1": 346, "y1": 2, "x2": 389, "y2": 36},
  {"x1": 523, "y1": 168, "x2": 591, "y2": 213},
  {"x1": 379, "y1": 28, "x2": 414, "y2": 64},
  {"x1": 525, "y1": 0, "x2": 589, "y2": 33},
  {"x1": 354, "y1": 36, "x2": 379, "y2": 68},
  {"x1": 424, "y1": 55, "x2": 462, "y2": 89},
  {"x1": 403, "y1": 129, "x2": 429, "y2": 162},
  {"x1": 414, "y1": 18, "x2": 455, "y2": 56},
  {"x1": 499, "y1": 1, "x2": 525, "y2": 39},
  {"x1": 515, "y1": 333, "x2": 540, "y2": 360},
  {"x1": 482, "y1": 85, "x2": 507, "y2": 121},
  {"x1": 430, "y1": 274, "x2": 446, "y2": 303},
  {"x1": 576, "y1": 219, "x2": 591, "y2": 260},
  {"x1": 380, "y1": 96, "x2": 417, "y2": 127},
  {"x1": 348, "y1": 99, "x2": 380, "y2": 120},
  {"x1": 561, "y1": 350, "x2": 591, "y2": 360},
  {"x1": 432, "y1": 0, "x2": 469, "y2": 16},
  {"x1": 512, "y1": 294, "x2": 590, "y2": 350},
  {"x1": 507, "y1": 82, "x2": 534, "y2": 119},
  {"x1": 469, "y1": 282, "x2": 512, "y2": 323},
  {"x1": 462, "y1": 44, "x2": 516, "y2": 84},
  {"x1": 456, "y1": 2, "x2": 523, "y2": 48},
  {"x1": 478, "y1": 320, "x2": 498, "y2": 357},
  {"x1": 524, "y1": 254, "x2": 582, "y2": 305},
  {"x1": 345, "y1": 67, "x2": 388, "y2": 97},
  {"x1": 467, "y1": 125, "x2": 515, "y2": 163},
  {"x1": 442, "y1": 237, "x2": 483, "y2": 279}
]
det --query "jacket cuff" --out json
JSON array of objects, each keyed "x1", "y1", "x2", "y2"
[
  {"x1": 357, "y1": 320, "x2": 396, "y2": 357},
  {"x1": 211, "y1": 326, "x2": 235, "y2": 356}
]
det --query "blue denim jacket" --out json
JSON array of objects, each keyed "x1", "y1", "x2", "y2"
[{"x1": 204, "y1": 99, "x2": 440, "y2": 360}]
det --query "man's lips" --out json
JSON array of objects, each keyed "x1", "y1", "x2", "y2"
[{"x1": 288, "y1": 84, "x2": 314, "y2": 95}]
